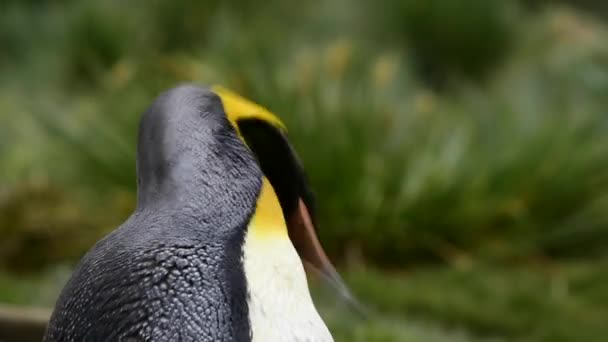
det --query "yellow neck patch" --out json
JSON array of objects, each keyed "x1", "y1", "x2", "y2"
[{"x1": 249, "y1": 177, "x2": 288, "y2": 238}]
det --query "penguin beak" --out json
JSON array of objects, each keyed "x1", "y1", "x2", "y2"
[
  {"x1": 288, "y1": 198, "x2": 334, "y2": 278},
  {"x1": 287, "y1": 197, "x2": 354, "y2": 302}
]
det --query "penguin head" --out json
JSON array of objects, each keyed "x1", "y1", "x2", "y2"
[{"x1": 136, "y1": 84, "x2": 351, "y2": 302}]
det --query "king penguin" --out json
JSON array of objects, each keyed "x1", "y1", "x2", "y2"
[{"x1": 43, "y1": 85, "x2": 350, "y2": 342}]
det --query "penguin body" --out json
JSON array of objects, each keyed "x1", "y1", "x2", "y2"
[
  {"x1": 45, "y1": 86, "x2": 258, "y2": 341},
  {"x1": 44, "y1": 85, "x2": 337, "y2": 342}
]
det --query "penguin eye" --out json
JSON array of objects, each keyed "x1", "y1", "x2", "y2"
[{"x1": 236, "y1": 118, "x2": 315, "y2": 223}]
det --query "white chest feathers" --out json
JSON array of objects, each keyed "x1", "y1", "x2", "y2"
[{"x1": 242, "y1": 231, "x2": 333, "y2": 342}]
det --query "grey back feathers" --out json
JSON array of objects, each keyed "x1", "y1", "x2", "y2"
[{"x1": 44, "y1": 85, "x2": 263, "y2": 342}]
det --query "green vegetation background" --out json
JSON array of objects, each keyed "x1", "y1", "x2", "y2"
[{"x1": 1, "y1": 0, "x2": 607, "y2": 341}]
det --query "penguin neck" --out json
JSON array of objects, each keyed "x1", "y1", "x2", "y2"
[
  {"x1": 136, "y1": 149, "x2": 212, "y2": 210},
  {"x1": 135, "y1": 131, "x2": 262, "y2": 232}
]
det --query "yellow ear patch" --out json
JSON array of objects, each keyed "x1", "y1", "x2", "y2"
[
  {"x1": 212, "y1": 85, "x2": 287, "y2": 134},
  {"x1": 249, "y1": 177, "x2": 288, "y2": 238}
]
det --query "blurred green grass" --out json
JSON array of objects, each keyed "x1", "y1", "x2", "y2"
[
  {"x1": 2, "y1": 1, "x2": 608, "y2": 265},
  {"x1": 1, "y1": 0, "x2": 608, "y2": 341}
]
